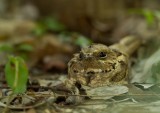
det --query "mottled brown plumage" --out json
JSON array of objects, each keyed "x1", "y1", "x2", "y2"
[{"x1": 68, "y1": 36, "x2": 141, "y2": 87}]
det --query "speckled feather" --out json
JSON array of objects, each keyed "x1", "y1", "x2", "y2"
[{"x1": 68, "y1": 36, "x2": 141, "y2": 87}]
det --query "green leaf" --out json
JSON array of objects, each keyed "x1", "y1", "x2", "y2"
[
  {"x1": 0, "y1": 44, "x2": 14, "y2": 52},
  {"x1": 17, "y1": 44, "x2": 33, "y2": 52},
  {"x1": 75, "y1": 35, "x2": 92, "y2": 47},
  {"x1": 128, "y1": 9, "x2": 155, "y2": 26},
  {"x1": 32, "y1": 24, "x2": 47, "y2": 36},
  {"x1": 44, "y1": 18, "x2": 66, "y2": 32},
  {"x1": 142, "y1": 9, "x2": 155, "y2": 26},
  {"x1": 58, "y1": 32, "x2": 72, "y2": 43},
  {"x1": 5, "y1": 56, "x2": 28, "y2": 94}
]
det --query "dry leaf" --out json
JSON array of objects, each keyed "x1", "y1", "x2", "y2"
[{"x1": 83, "y1": 85, "x2": 128, "y2": 100}]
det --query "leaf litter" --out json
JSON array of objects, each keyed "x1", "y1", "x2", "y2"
[
  {"x1": 1, "y1": 17, "x2": 160, "y2": 113},
  {"x1": 1, "y1": 39, "x2": 160, "y2": 113}
]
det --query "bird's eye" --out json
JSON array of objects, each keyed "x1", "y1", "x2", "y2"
[
  {"x1": 99, "y1": 52, "x2": 107, "y2": 58},
  {"x1": 79, "y1": 52, "x2": 84, "y2": 59}
]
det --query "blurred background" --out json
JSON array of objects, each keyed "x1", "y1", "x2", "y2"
[
  {"x1": 0, "y1": 0, "x2": 160, "y2": 75},
  {"x1": 1, "y1": 1, "x2": 160, "y2": 112}
]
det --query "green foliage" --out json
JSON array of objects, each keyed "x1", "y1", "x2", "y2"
[
  {"x1": 33, "y1": 17, "x2": 66, "y2": 36},
  {"x1": 16, "y1": 44, "x2": 33, "y2": 52},
  {"x1": 128, "y1": 9, "x2": 156, "y2": 26},
  {"x1": 32, "y1": 17, "x2": 92, "y2": 47},
  {"x1": 44, "y1": 18, "x2": 66, "y2": 32},
  {"x1": 0, "y1": 43, "x2": 33, "y2": 53},
  {"x1": 59, "y1": 32, "x2": 72, "y2": 43},
  {"x1": 0, "y1": 44, "x2": 14, "y2": 53},
  {"x1": 142, "y1": 9, "x2": 155, "y2": 26},
  {"x1": 5, "y1": 56, "x2": 28, "y2": 94},
  {"x1": 75, "y1": 34, "x2": 92, "y2": 47},
  {"x1": 32, "y1": 24, "x2": 47, "y2": 36},
  {"x1": 0, "y1": 43, "x2": 33, "y2": 60},
  {"x1": 59, "y1": 32, "x2": 92, "y2": 47}
]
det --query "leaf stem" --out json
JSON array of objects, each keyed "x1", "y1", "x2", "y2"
[{"x1": 13, "y1": 59, "x2": 19, "y2": 91}]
